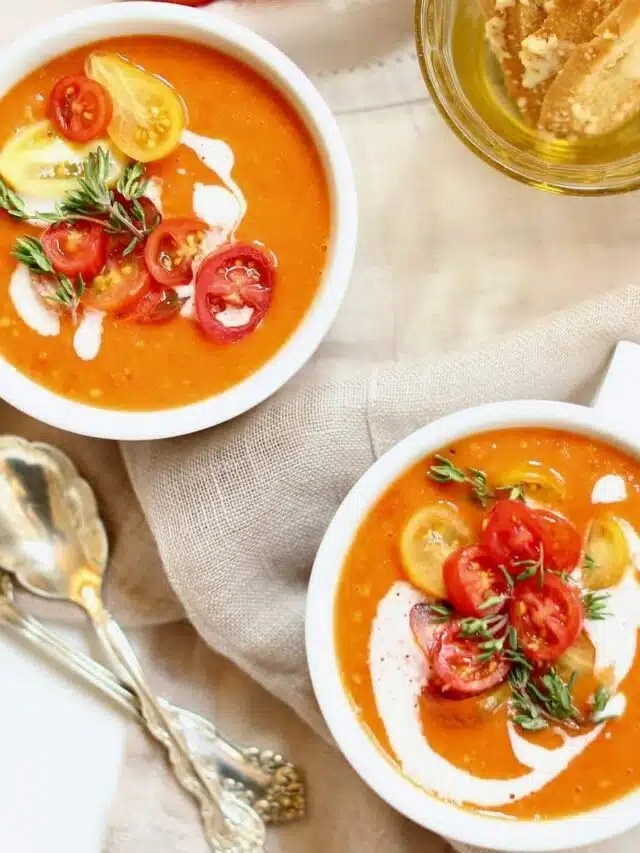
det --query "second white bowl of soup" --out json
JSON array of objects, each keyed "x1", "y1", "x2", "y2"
[{"x1": 307, "y1": 341, "x2": 640, "y2": 851}]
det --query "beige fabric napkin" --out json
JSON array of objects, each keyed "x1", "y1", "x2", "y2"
[
  {"x1": 4, "y1": 2, "x2": 640, "y2": 853},
  {"x1": 112, "y1": 286, "x2": 640, "y2": 853}
]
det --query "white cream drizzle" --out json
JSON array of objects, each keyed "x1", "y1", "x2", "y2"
[
  {"x1": 370, "y1": 516, "x2": 640, "y2": 809},
  {"x1": 192, "y1": 183, "x2": 241, "y2": 234},
  {"x1": 144, "y1": 177, "x2": 164, "y2": 215},
  {"x1": 216, "y1": 305, "x2": 254, "y2": 328},
  {"x1": 592, "y1": 474, "x2": 628, "y2": 504},
  {"x1": 9, "y1": 264, "x2": 59, "y2": 336},
  {"x1": 181, "y1": 129, "x2": 247, "y2": 236},
  {"x1": 73, "y1": 310, "x2": 106, "y2": 361}
]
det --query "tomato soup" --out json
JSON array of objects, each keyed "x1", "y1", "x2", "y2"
[
  {"x1": 336, "y1": 428, "x2": 640, "y2": 819},
  {"x1": 0, "y1": 36, "x2": 330, "y2": 410}
]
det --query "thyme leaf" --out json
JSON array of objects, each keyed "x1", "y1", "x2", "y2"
[
  {"x1": 12, "y1": 236, "x2": 84, "y2": 321},
  {"x1": 44, "y1": 149, "x2": 158, "y2": 253},
  {"x1": 582, "y1": 590, "x2": 611, "y2": 621},
  {"x1": 428, "y1": 455, "x2": 525, "y2": 509},
  {"x1": 0, "y1": 178, "x2": 27, "y2": 220}
]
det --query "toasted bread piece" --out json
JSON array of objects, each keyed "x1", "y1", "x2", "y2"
[
  {"x1": 483, "y1": 0, "x2": 547, "y2": 123},
  {"x1": 520, "y1": 0, "x2": 620, "y2": 92},
  {"x1": 538, "y1": 0, "x2": 640, "y2": 135}
]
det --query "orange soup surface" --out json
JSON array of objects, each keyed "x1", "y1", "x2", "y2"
[
  {"x1": 336, "y1": 428, "x2": 640, "y2": 820},
  {"x1": 0, "y1": 36, "x2": 330, "y2": 409}
]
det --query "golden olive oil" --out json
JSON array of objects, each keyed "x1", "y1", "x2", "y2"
[{"x1": 449, "y1": 0, "x2": 640, "y2": 166}]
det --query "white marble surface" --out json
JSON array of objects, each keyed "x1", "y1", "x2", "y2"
[{"x1": 0, "y1": 622, "x2": 126, "y2": 853}]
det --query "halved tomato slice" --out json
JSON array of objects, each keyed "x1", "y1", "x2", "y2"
[
  {"x1": 443, "y1": 545, "x2": 508, "y2": 617},
  {"x1": 119, "y1": 288, "x2": 185, "y2": 325},
  {"x1": 83, "y1": 247, "x2": 150, "y2": 313},
  {"x1": 497, "y1": 463, "x2": 566, "y2": 505},
  {"x1": 86, "y1": 52, "x2": 186, "y2": 162},
  {"x1": 533, "y1": 509, "x2": 581, "y2": 573},
  {"x1": 0, "y1": 120, "x2": 124, "y2": 202},
  {"x1": 510, "y1": 575, "x2": 583, "y2": 663},
  {"x1": 144, "y1": 217, "x2": 206, "y2": 287},
  {"x1": 50, "y1": 74, "x2": 113, "y2": 143},
  {"x1": 583, "y1": 515, "x2": 630, "y2": 590},
  {"x1": 400, "y1": 505, "x2": 472, "y2": 599},
  {"x1": 432, "y1": 624, "x2": 511, "y2": 696},
  {"x1": 482, "y1": 500, "x2": 545, "y2": 574},
  {"x1": 195, "y1": 243, "x2": 276, "y2": 344},
  {"x1": 41, "y1": 221, "x2": 107, "y2": 280},
  {"x1": 409, "y1": 602, "x2": 448, "y2": 658}
]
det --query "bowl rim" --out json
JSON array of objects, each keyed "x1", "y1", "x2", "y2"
[
  {"x1": 306, "y1": 399, "x2": 640, "y2": 852},
  {"x1": 0, "y1": 1, "x2": 357, "y2": 440}
]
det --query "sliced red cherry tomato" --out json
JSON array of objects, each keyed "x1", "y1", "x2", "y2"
[
  {"x1": 510, "y1": 575, "x2": 583, "y2": 663},
  {"x1": 432, "y1": 624, "x2": 511, "y2": 696},
  {"x1": 50, "y1": 74, "x2": 113, "y2": 143},
  {"x1": 443, "y1": 545, "x2": 508, "y2": 617},
  {"x1": 119, "y1": 288, "x2": 185, "y2": 325},
  {"x1": 195, "y1": 243, "x2": 275, "y2": 344},
  {"x1": 144, "y1": 217, "x2": 205, "y2": 287},
  {"x1": 482, "y1": 500, "x2": 545, "y2": 574},
  {"x1": 409, "y1": 602, "x2": 448, "y2": 658},
  {"x1": 533, "y1": 509, "x2": 582, "y2": 573},
  {"x1": 83, "y1": 250, "x2": 150, "y2": 313},
  {"x1": 41, "y1": 221, "x2": 107, "y2": 280}
]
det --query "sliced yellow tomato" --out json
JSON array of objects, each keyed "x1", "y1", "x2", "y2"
[
  {"x1": 0, "y1": 120, "x2": 125, "y2": 200},
  {"x1": 583, "y1": 514, "x2": 630, "y2": 590},
  {"x1": 86, "y1": 52, "x2": 186, "y2": 163},
  {"x1": 556, "y1": 632, "x2": 595, "y2": 683},
  {"x1": 497, "y1": 463, "x2": 566, "y2": 505},
  {"x1": 400, "y1": 504, "x2": 472, "y2": 599}
]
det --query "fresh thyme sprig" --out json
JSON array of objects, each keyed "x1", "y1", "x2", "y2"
[
  {"x1": 513, "y1": 544, "x2": 545, "y2": 586},
  {"x1": 428, "y1": 455, "x2": 525, "y2": 508},
  {"x1": 590, "y1": 686, "x2": 612, "y2": 722},
  {"x1": 583, "y1": 554, "x2": 596, "y2": 573},
  {"x1": 0, "y1": 177, "x2": 27, "y2": 220},
  {"x1": 510, "y1": 666, "x2": 548, "y2": 731},
  {"x1": 508, "y1": 664, "x2": 580, "y2": 731},
  {"x1": 44, "y1": 148, "x2": 158, "y2": 254},
  {"x1": 427, "y1": 601, "x2": 453, "y2": 623},
  {"x1": 501, "y1": 483, "x2": 526, "y2": 502},
  {"x1": 582, "y1": 590, "x2": 611, "y2": 621},
  {"x1": 12, "y1": 236, "x2": 85, "y2": 320},
  {"x1": 457, "y1": 613, "x2": 532, "y2": 666}
]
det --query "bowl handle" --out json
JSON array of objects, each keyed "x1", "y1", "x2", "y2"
[{"x1": 591, "y1": 341, "x2": 640, "y2": 440}]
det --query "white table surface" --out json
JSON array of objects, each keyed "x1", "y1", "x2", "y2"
[{"x1": 0, "y1": 622, "x2": 127, "y2": 853}]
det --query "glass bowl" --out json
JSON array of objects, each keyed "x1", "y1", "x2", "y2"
[{"x1": 415, "y1": 0, "x2": 640, "y2": 195}]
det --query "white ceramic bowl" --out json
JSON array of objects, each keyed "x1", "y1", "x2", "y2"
[
  {"x1": 0, "y1": 2, "x2": 357, "y2": 440},
  {"x1": 306, "y1": 341, "x2": 640, "y2": 852}
]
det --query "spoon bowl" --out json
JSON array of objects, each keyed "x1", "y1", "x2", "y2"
[{"x1": 0, "y1": 436, "x2": 107, "y2": 600}]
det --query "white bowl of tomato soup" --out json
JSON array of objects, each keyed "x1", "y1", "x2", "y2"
[
  {"x1": 0, "y1": 2, "x2": 356, "y2": 439},
  {"x1": 307, "y1": 341, "x2": 640, "y2": 852}
]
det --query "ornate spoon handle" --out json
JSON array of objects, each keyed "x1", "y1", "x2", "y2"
[
  {"x1": 0, "y1": 574, "x2": 305, "y2": 825},
  {"x1": 78, "y1": 584, "x2": 265, "y2": 853}
]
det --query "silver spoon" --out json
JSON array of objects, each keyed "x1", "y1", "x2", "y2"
[
  {"x1": 0, "y1": 570, "x2": 305, "y2": 825},
  {"x1": 0, "y1": 435, "x2": 265, "y2": 853}
]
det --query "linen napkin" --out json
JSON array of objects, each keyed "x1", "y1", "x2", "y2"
[
  {"x1": 3, "y1": 1, "x2": 640, "y2": 853},
  {"x1": 111, "y1": 287, "x2": 640, "y2": 853},
  {"x1": 110, "y1": 286, "x2": 640, "y2": 853}
]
